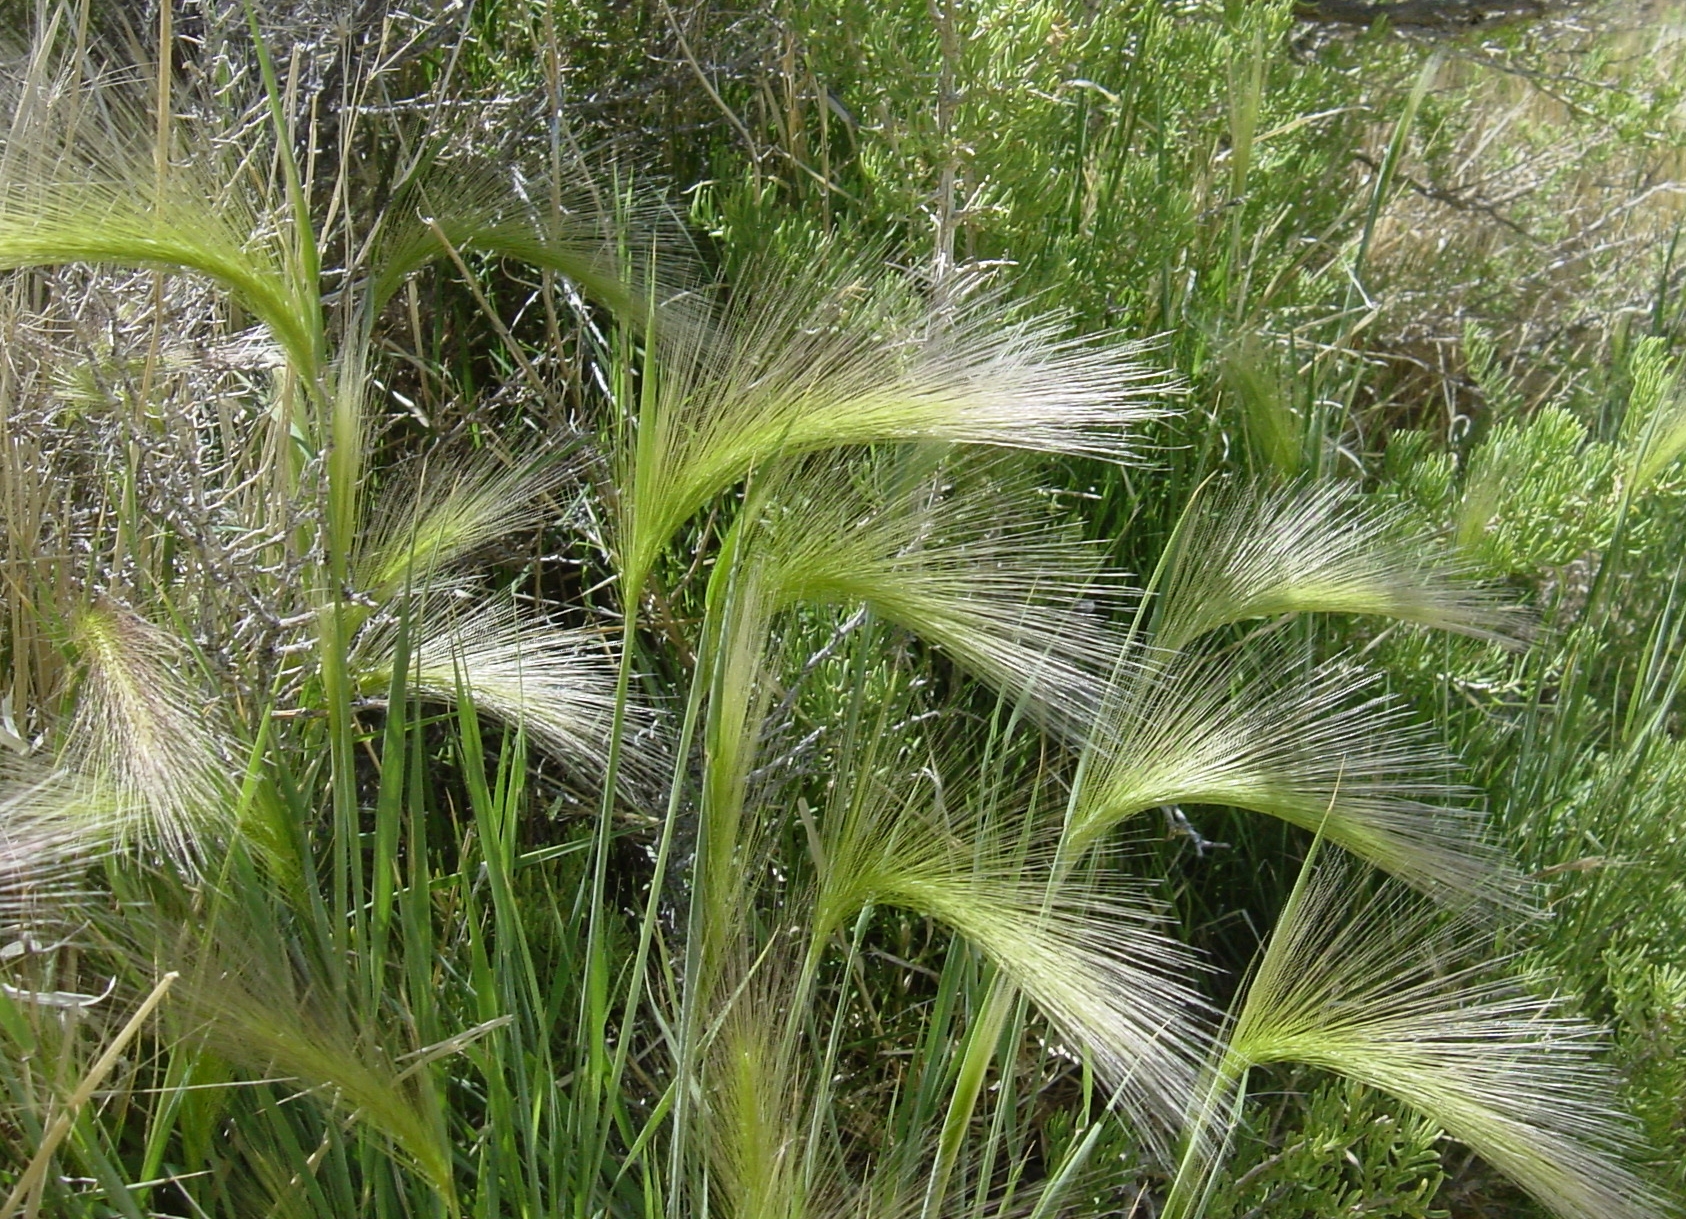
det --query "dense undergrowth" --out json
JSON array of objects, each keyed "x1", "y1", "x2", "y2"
[{"x1": 0, "y1": 1, "x2": 1683, "y2": 1216}]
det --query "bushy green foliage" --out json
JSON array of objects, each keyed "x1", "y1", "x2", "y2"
[
  {"x1": 1204, "y1": 1077, "x2": 1448, "y2": 1219},
  {"x1": 1607, "y1": 950, "x2": 1686, "y2": 1199}
]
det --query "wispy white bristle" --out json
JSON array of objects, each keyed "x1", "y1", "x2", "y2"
[
  {"x1": 354, "y1": 596, "x2": 636, "y2": 783},
  {"x1": 63, "y1": 604, "x2": 237, "y2": 874},
  {"x1": 1153, "y1": 480, "x2": 1525, "y2": 653},
  {"x1": 811, "y1": 773, "x2": 1209, "y2": 1156},
  {"x1": 1071, "y1": 643, "x2": 1518, "y2": 906},
  {"x1": 739, "y1": 456, "x2": 1130, "y2": 738},
  {"x1": 1201, "y1": 853, "x2": 1670, "y2": 1219},
  {"x1": 619, "y1": 257, "x2": 1175, "y2": 591}
]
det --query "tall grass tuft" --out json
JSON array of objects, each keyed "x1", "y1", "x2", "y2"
[{"x1": 0, "y1": 4, "x2": 1676, "y2": 1217}]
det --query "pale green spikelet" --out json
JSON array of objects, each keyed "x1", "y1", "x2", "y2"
[
  {"x1": 734, "y1": 454, "x2": 1127, "y2": 738},
  {"x1": 0, "y1": 57, "x2": 322, "y2": 381},
  {"x1": 166, "y1": 926, "x2": 456, "y2": 1201},
  {"x1": 1621, "y1": 336, "x2": 1686, "y2": 493},
  {"x1": 1152, "y1": 481, "x2": 1523, "y2": 654},
  {"x1": 356, "y1": 452, "x2": 581, "y2": 600},
  {"x1": 354, "y1": 594, "x2": 633, "y2": 782},
  {"x1": 1171, "y1": 852, "x2": 1671, "y2": 1219},
  {"x1": 703, "y1": 963, "x2": 817, "y2": 1219},
  {"x1": 367, "y1": 158, "x2": 703, "y2": 332},
  {"x1": 809, "y1": 770, "x2": 1208, "y2": 1152},
  {"x1": 63, "y1": 602, "x2": 237, "y2": 872},
  {"x1": 617, "y1": 256, "x2": 1174, "y2": 598},
  {"x1": 1067, "y1": 643, "x2": 1518, "y2": 905}
]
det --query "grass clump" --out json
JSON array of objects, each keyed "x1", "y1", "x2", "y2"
[{"x1": 0, "y1": 3, "x2": 1681, "y2": 1218}]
